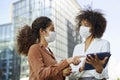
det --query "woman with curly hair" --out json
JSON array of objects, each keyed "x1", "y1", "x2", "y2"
[
  {"x1": 70, "y1": 8, "x2": 110, "y2": 80},
  {"x1": 16, "y1": 16, "x2": 82, "y2": 80}
]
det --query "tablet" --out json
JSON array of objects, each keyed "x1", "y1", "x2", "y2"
[{"x1": 84, "y1": 52, "x2": 111, "y2": 70}]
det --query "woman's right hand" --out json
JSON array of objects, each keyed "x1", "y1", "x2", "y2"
[{"x1": 66, "y1": 56, "x2": 82, "y2": 65}]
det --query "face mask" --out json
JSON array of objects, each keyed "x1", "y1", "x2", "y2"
[
  {"x1": 79, "y1": 26, "x2": 91, "y2": 39},
  {"x1": 45, "y1": 31, "x2": 56, "y2": 43}
]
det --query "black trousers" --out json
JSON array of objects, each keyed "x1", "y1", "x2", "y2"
[{"x1": 78, "y1": 77, "x2": 106, "y2": 80}]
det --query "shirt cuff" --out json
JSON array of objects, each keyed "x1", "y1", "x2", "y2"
[{"x1": 94, "y1": 69, "x2": 109, "y2": 79}]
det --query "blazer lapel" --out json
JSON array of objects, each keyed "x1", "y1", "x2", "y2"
[{"x1": 42, "y1": 47, "x2": 56, "y2": 60}]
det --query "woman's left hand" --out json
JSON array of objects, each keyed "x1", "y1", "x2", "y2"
[
  {"x1": 86, "y1": 54, "x2": 108, "y2": 73},
  {"x1": 62, "y1": 66, "x2": 72, "y2": 77}
]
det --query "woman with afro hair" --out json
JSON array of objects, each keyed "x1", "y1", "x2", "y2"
[{"x1": 70, "y1": 8, "x2": 110, "y2": 80}]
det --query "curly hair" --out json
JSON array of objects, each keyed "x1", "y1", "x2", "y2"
[
  {"x1": 17, "y1": 16, "x2": 52, "y2": 56},
  {"x1": 76, "y1": 8, "x2": 107, "y2": 38}
]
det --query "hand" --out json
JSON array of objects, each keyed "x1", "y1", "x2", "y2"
[
  {"x1": 62, "y1": 66, "x2": 72, "y2": 77},
  {"x1": 67, "y1": 56, "x2": 84, "y2": 65},
  {"x1": 79, "y1": 67, "x2": 84, "y2": 72},
  {"x1": 72, "y1": 56, "x2": 81, "y2": 65},
  {"x1": 86, "y1": 54, "x2": 108, "y2": 73}
]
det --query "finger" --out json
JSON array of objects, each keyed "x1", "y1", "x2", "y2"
[
  {"x1": 86, "y1": 56, "x2": 91, "y2": 62},
  {"x1": 73, "y1": 58, "x2": 81, "y2": 65},
  {"x1": 73, "y1": 60, "x2": 80, "y2": 65},
  {"x1": 65, "y1": 67, "x2": 71, "y2": 70},
  {"x1": 67, "y1": 71, "x2": 72, "y2": 75},
  {"x1": 76, "y1": 55, "x2": 86, "y2": 58},
  {"x1": 94, "y1": 53, "x2": 99, "y2": 60},
  {"x1": 69, "y1": 67, "x2": 72, "y2": 69},
  {"x1": 69, "y1": 68, "x2": 72, "y2": 71},
  {"x1": 64, "y1": 69, "x2": 71, "y2": 73},
  {"x1": 88, "y1": 55, "x2": 94, "y2": 60},
  {"x1": 86, "y1": 57, "x2": 95, "y2": 64},
  {"x1": 68, "y1": 67, "x2": 72, "y2": 70},
  {"x1": 67, "y1": 70, "x2": 72, "y2": 73},
  {"x1": 67, "y1": 69, "x2": 71, "y2": 72},
  {"x1": 79, "y1": 67, "x2": 84, "y2": 72},
  {"x1": 102, "y1": 57, "x2": 108, "y2": 64},
  {"x1": 85, "y1": 60, "x2": 91, "y2": 64},
  {"x1": 75, "y1": 57, "x2": 80, "y2": 62},
  {"x1": 75, "y1": 59, "x2": 80, "y2": 63},
  {"x1": 77, "y1": 57, "x2": 81, "y2": 62}
]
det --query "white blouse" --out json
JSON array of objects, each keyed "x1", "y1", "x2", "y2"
[{"x1": 70, "y1": 38, "x2": 110, "y2": 79}]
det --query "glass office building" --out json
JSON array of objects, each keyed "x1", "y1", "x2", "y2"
[
  {"x1": 0, "y1": 23, "x2": 21, "y2": 80},
  {"x1": 13, "y1": 0, "x2": 81, "y2": 79}
]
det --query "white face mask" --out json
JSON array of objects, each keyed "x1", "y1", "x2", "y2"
[
  {"x1": 79, "y1": 26, "x2": 91, "y2": 39},
  {"x1": 45, "y1": 31, "x2": 56, "y2": 43}
]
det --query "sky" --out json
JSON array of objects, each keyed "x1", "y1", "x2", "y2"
[
  {"x1": 0, "y1": 0, "x2": 18, "y2": 25},
  {"x1": 0, "y1": 0, "x2": 120, "y2": 79}
]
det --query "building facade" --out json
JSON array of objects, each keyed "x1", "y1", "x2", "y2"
[
  {"x1": 13, "y1": 0, "x2": 81, "y2": 79},
  {"x1": 0, "y1": 23, "x2": 21, "y2": 80}
]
